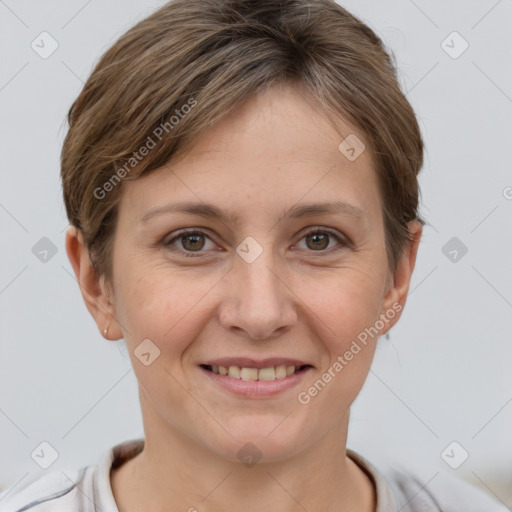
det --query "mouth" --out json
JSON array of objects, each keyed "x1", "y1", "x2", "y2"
[
  {"x1": 198, "y1": 359, "x2": 314, "y2": 398},
  {"x1": 200, "y1": 363, "x2": 311, "y2": 381}
]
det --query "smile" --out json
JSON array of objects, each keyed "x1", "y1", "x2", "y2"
[
  {"x1": 199, "y1": 360, "x2": 313, "y2": 398},
  {"x1": 201, "y1": 364, "x2": 310, "y2": 381}
]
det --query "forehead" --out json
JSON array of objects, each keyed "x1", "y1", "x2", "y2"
[{"x1": 119, "y1": 84, "x2": 383, "y2": 230}]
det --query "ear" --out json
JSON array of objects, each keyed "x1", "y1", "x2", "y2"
[
  {"x1": 378, "y1": 220, "x2": 423, "y2": 335},
  {"x1": 65, "y1": 225, "x2": 122, "y2": 340}
]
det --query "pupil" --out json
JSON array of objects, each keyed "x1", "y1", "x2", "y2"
[
  {"x1": 180, "y1": 233, "x2": 330, "y2": 252},
  {"x1": 307, "y1": 233, "x2": 328, "y2": 250},
  {"x1": 183, "y1": 234, "x2": 204, "y2": 251}
]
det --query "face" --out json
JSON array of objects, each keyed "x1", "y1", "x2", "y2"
[{"x1": 70, "y1": 83, "x2": 421, "y2": 464}]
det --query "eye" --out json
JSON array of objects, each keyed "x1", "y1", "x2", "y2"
[
  {"x1": 293, "y1": 228, "x2": 347, "y2": 253},
  {"x1": 164, "y1": 229, "x2": 217, "y2": 257},
  {"x1": 164, "y1": 228, "x2": 349, "y2": 257}
]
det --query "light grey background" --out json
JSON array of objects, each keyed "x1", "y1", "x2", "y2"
[{"x1": 1, "y1": 0, "x2": 511, "y2": 506}]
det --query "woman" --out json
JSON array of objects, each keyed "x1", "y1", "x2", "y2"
[{"x1": 1, "y1": 0, "x2": 507, "y2": 510}]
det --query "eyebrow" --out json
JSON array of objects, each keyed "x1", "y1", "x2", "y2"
[{"x1": 139, "y1": 200, "x2": 367, "y2": 227}]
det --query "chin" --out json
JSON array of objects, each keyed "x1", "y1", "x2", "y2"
[{"x1": 209, "y1": 415, "x2": 311, "y2": 465}]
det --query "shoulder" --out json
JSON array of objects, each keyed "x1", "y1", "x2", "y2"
[
  {"x1": 383, "y1": 465, "x2": 509, "y2": 512},
  {"x1": 0, "y1": 466, "x2": 91, "y2": 512},
  {"x1": 0, "y1": 439, "x2": 142, "y2": 512},
  {"x1": 347, "y1": 449, "x2": 509, "y2": 512}
]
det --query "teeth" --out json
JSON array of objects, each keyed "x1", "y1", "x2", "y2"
[
  {"x1": 240, "y1": 367, "x2": 258, "y2": 381},
  {"x1": 211, "y1": 365, "x2": 303, "y2": 380},
  {"x1": 228, "y1": 366, "x2": 241, "y2": 379},
  {"x1": 275, "y1": 365, "x2": 287, "y2": 379},
  {"x1": 258, "y1": 367, "x2": 275, "y2": 381}
]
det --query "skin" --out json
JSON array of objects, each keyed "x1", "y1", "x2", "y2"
[{"x1": 66, "y1": 82, "x2": 422, "y2": 512}]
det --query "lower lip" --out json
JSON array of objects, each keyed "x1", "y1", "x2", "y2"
[{"x1": 199, "y1": 366, "x2": 312, "y2": 398}]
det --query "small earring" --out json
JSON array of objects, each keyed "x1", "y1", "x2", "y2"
[{"x1": 103, "y1": 323, "x2": 110, "y2": 338}]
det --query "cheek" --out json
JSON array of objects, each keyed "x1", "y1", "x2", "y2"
[
  {"x1": 295, "y1": 270, "x2": 383, "y2": 399},
  {"x1": 114, "y1": 262, "x2": 218, "y2": 353},
  {"x1": 302, "y1": 269, "x2": 384, "y2": 346},
  {"x1": 300, "y1": 289, "x2": 380, "y2": 414}
]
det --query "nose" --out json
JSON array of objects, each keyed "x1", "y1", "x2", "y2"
[{"x1": 218, "y1": 247, "x2": 298, "y2": 340}]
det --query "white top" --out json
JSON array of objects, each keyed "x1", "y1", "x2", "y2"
[{"x1": 0, "y1": 439, "x2": 507, "y2": 511}]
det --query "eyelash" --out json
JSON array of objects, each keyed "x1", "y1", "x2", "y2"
[{"x1": 163, "y1": 228, "x2": 348, "y2": 258}]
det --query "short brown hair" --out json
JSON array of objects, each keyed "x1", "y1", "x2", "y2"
[{"x1": 61, "y1": 0, "x2": 425, "y2": 288}]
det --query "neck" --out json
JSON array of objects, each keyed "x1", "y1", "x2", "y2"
[{"x1": 111, "y1": 400, "x2": 375, "y2": 512}]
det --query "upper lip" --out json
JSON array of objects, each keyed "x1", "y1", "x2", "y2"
[{"x1": 201, "y1": 357, "x2": 312, "y2": 369}]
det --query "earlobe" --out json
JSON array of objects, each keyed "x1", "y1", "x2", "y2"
[{"x1": 65, "y1": 226, "x2": 121, "y2": 340}]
